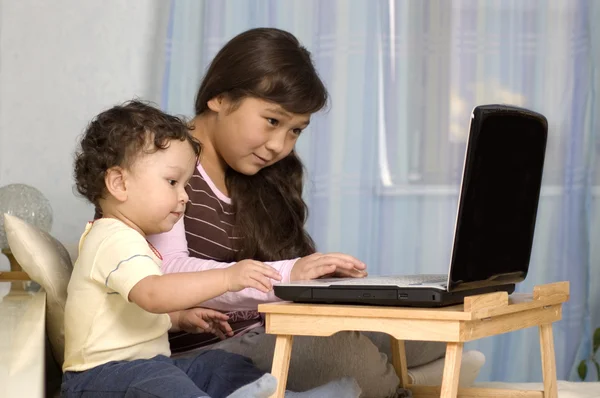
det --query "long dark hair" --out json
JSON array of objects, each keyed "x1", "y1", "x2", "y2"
[{"x1": 195, "y1": 28, "x2": 328, "y2": 261}]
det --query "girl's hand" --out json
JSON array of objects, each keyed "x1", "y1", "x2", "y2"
[
  {"x1": 224, "y1": 260, "x2": 282, "y2": 293},
  {"x1": 177, "y1": 308, "x2": 233, "y2": 340},
  {"x1": 290, "y1": 252, "x2": 368, "y2": 281}
]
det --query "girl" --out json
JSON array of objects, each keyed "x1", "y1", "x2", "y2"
[{"x1": 149, "y1": 28, "x2": 445, "y2": 397}]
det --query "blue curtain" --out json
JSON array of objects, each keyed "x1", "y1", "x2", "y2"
[{"x1": 162, "y1": 0, "x2": 600, "y2": 383}]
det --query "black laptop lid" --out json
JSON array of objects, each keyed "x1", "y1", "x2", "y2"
[{"x1": 448, "y1": 105, "x2": 548, "y2": 292}]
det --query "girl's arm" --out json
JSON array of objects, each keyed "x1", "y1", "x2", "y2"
[{"x1": 147, "y1": 218, "x2": 298, "y2": 311}]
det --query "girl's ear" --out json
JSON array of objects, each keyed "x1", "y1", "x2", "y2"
[
  {"x1": 207, "y1": 95, "x2": 226, "y2": 113},
  {"x1": 105, "y1": 166, "x2": 128, "y2": 202}
]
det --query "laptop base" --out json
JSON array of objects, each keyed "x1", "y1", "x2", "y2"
[{"x1": 273, "y1": 283, "x2": 516, "y2": 308}]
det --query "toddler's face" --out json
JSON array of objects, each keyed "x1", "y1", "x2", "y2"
[{"x1": 124, "y1": 139, "x2": 197, "y2": 236}]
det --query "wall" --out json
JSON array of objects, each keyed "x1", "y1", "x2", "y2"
[{"x1": 0, "y1": 0, "x2": 168, "y2": 269}]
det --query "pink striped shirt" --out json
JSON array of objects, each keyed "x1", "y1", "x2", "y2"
[{"x1": 147, "y1": 163, "x2": 299, "y2": 312}]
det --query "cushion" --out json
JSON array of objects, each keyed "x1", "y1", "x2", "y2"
[
  {"x1": 407, "y1": 350, "x2": 485, "y2": 387},
  {"x1": 3, "y1": 213, "x2": 73, "y2": 365}
]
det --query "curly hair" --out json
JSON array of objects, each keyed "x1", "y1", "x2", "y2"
[{"x1": 74, "y1": 100, "x2": 201, "y2": 208}]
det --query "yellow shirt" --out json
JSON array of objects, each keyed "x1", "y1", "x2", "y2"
[{"x1": 63, "y1": 218, "x2": 171, "y2": 372}]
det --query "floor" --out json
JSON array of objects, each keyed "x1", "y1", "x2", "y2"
[{"x1": 474, "y1": 381, "x2": 600, "y2": 397}]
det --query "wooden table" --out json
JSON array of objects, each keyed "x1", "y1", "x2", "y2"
[
  {"x1": 0, "y1": 279, "x2": 46, "y2": 398},
  {"x1": 258, "y1": 282, "x2": 569, "y2": 398}
]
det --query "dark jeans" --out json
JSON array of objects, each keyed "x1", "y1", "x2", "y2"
[{"x1": 61, "y1": 350, "x2": 265, "y2": 398}]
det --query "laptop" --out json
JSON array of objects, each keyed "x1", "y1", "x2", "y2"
[{"x1": 274, "y1": 104, "x2": 548, "y2": 307}]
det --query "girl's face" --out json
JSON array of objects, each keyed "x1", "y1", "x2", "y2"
[{"x1": 208, "y1": 96, "x2": 311, "y2": 175}]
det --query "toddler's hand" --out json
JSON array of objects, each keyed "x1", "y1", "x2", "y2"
[
  {"x1": 178, "y1": 307, "x2": 233, "y2": 340},
  {"x1": 225, "y1": 259, "x2": 282, "y2": 293}
]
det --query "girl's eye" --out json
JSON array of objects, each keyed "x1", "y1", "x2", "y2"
[
  {"x1": 292, "y1": 128, "x2": 303, "y2": 135},
  {"x1": 168, "y1": 180, "x2": 177, "y2": 186},
  {"x1": 267, "y1": 118, "x2": 279, "y2": 127}
]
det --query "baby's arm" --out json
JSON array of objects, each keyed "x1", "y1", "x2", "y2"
[
  {"x1": 128, "y1": 259, "x2": 281, "y2": 313},
  {"x1": 130, "y1": 269, "x2": 232, "y2": 313},
  {"x1": 148, "y1": 219, "x2": 367, "y2": 311},
  {"x1": 147, "y1": 218, "x2": 299, "y2": 310},
  {"x1": 94, "y1": 228, "x2": 281, "y2": 314}
]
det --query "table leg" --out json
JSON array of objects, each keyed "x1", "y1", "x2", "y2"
[
  {"x1": 539, "y1": 323, "x2": 558, "y2": 398},
  {"x1": 440, "y1": 342, "x2": 463, "y2": 398},
  {"x1": 269, "y1": 334, "x2": 294, "y2": 398},
  {"x1": 391, "y1": 337, "x2": 410, "y2": 388}
]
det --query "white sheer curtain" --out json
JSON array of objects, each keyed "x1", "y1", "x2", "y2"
[{"x1": 162, "y1": 0, "x2": 600, "y2": 382}]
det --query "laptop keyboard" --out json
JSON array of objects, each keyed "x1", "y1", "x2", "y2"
[{"x1": 322, "y1": 274, "x2": 447, "y2": 286}]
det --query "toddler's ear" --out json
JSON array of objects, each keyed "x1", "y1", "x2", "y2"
[{"x1": 105, "y1": 166, "x2": 128, "y2": 202}]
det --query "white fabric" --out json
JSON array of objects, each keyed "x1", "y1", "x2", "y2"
[
  {"x1": 408, "y1": 350, "x2": 485, "y2": 387},
  {"x1": 3, "y1": 213, "x2": 73, "y2": 365}
]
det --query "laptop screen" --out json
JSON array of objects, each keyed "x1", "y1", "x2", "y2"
[{"x1": 448, "y1": 106, "x2": 548, "y2": 291}]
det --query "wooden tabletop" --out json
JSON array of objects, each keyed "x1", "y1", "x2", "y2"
[{"x1": 259, "y1": 282, "x2": 570, "y2": 321}]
